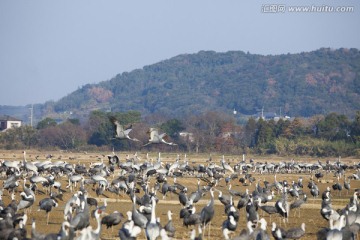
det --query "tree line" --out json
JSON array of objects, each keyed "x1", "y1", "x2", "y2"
[{"x1": 1, "y1": 110, "x2": 360, "y2": 157}]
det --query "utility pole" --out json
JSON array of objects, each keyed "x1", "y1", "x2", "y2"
[{"x1": 29, "y1": 104, "x2": 33, "y2": 127}]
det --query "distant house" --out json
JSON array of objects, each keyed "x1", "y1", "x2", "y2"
[
  {"x1": 254, "y1": 112, "x2": 291, "y2": 122},
  {"x1": 179, "y1": 132, "x2": 195, "y2": 142},
  {"x1": 0, "y1": 115, "x2": 22, "y2": 132}
]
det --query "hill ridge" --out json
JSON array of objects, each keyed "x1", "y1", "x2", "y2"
[{"x1": 1, "y1": 48, "x2": 360, "y2": 122}]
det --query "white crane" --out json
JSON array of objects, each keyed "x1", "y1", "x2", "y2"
[
  {"x1": 119, "y1": 211, "x2": 142, "y2": 239},
  {"x1": 76, "y1": 208, "x2": 103, "y2": 240},
  {"x1": 22, "y1": 151, "x2": 38, "y2": 174},
  {"x1": 91, "y1": 175, "x2": 108, "y2": 185},
  {"x1": 2, "y1": 160, "x2": 21, "y2": 172},
  {"x1": 143, "y1": 128, "x2": 177, "y2": 146},
  {"x1": 66, "y1": 174, "x2": 84, "y2": 192},
  {"x1": 109, "y1": 116, "x2": 140, "y2": 142},
  {"x1": 221, "y1": 155, "x2": 234, "y2": 173},
  {"x1": 145, "y1": 196, "x2": 160, "y2": 240},
  {"x1": 64, "y1": 192, "x2": 81, "y2": 221}
]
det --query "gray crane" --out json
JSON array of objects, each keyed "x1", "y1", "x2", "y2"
[
  {"x1": 332, "y1": 181, "x2": 343, "y2": 197},
  {"x1": 189, "y1": 179, "x2": 203, "y2": 204},
  {"x1": 38, "y1": 197, "x2": 58, "y2": 225},
  {"x1": 285, "y1": 222, "x2": 306, "y2": 239},
  {"x1": 190, "y1": 225, "x2": 203, "y2": 240},
  {"x1": 3, "y1": 179, "x2": 19, "y2": 193},
  {"x1": 222, "y1": 215, "x2": 237, "y2": 239},
  {"x1": 217, "y1": 190, "x2": 231, "y2": 206},
  {"x1": 34, "y1": 220, "x2": 73, "y2": 240},
  {"x1": 253, "y1": 218, "x2": 270, "y2": 240},
  {"x1": 272, "y1": 222, "x2": 286, "y2": 240},
  {"x1": 182, "y1": 205, "x2": 201, "y2": 228},
  {"x1": 63, "y1": 192, "x2": 81, "y2": 221},
  {"x1": 30, "y1": 175, "x2": 48, "y2": 194},
  {"x1": 164, "y1": 210, "x2": 175, "y2": 238},
  {"x1": 246, "y1": 196, "x2": 259, "y2": 228},
  {"x1": 275, "y1": 187, "x2": 289, "y2": 224},
  {"x1": 258, "y1": 199, "x2": 279, "y2": 222},
  {"x1": 200, "y1": 188, "x2": 215, "y2": 238},
  {"x1": 131, "y1": 195, "x2": 148, "y2": 229},
  {"x1": 22, "y1": 151, "x2": 38, "y2": 174},
  {"x1": 17, "y1": 191, "x2": 35, "y2": 213},
  {"x1": 78, "y1": 208, "x2": 103, "y2": 240},
  {"x1": 66, "y1": 174, "x2": 84, "y2": 192},
  {"x1": 290, "y1": 194, "x2": 307, "y2": 217},
  {"x1": 6, "y1": 214, "x2": 28, "y2": 240},
  {"x1": 70, "y1": 193, "x2": 90, "y2": 231},
  {"x1": 119, "y1": 211, "x2": 142, "y2": 240},
  {"x1": 31, "y1": 218, "x2": 47, "y2": 239},
  {"x1": 101, "y1": 210, "x2": 124, "y2": 232},
  {"x1": 344, "y1": 178, "x2": 351, "y2": 195},
  {"x1": 221, "y1": 156, "x2": 234, "y2": 173},
  {"x1": 237, "y1": 189, "x2": 250, "y2": 210},
  {"x1": 178, "y1": 188, "x2": 188, "y2": 206}
]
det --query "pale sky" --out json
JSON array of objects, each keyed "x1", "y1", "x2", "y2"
[{"x1": 0, "y1": 0, "x2": 359, "y2": 106}]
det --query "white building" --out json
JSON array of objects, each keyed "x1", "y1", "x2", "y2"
[
  {"x1": 0, "y1": 115, "x2": 22, "y2": 132},
  {"x1": 179, "y1": 132, "x2": 194, "y2": 142}
]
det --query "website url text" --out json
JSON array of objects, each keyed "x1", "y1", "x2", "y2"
[{"x1": 262, "y1": 4, "x2": 354, "y2": 13}]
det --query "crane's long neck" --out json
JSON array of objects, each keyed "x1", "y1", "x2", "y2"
[
  {"x1": 218, "y1": 191, "x2": 222, "y2": 198},
  {"x1": 167, "y1": 211, "x2": 172, "y2": 221},
  {"x1": 260, "y1": 219, "x2": 267, "y2": 230},
  {"x1": 209, "y1": 189, "x2": 214, "y2": 206},
  {"x1": 247, "y1": 221, "x2": 253, "y2": 234},
  {"x1": 150, "y1": 197, "x2": 157, "y2": 224},
  {"x1": 132, "y1": 195, "x2": 136, "y2": 208},
  {"x1": 127, "y1": 211, "x2": 132, "y2": 221},
  {"x1": 94, "y1": 211, "x2": 102, "y2": 235}
]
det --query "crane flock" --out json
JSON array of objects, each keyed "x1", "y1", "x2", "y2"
[{"x1": 0, "y1": 150, "x2": 358, "y2": 240}]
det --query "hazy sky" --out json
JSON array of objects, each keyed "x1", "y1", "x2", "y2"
[{"x1": 1, "y1": 0, "x2": 359, "y2": 106}]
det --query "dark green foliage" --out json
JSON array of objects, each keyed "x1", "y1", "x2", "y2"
[
  {"x1": 37, "y1": 117, "x2": 57, "y2": 129},
  {"x1": 160, "y1": 119, "x2": 185, "y2": 139},
  {"x1": 68, "y1": 118, "x2": 80, "y2": 125},
  {"x1": 242, "y1": 117, "x2": 257, "y2": 148},
  {"x1": 350, "y1": 111, "x2": 360, "y2": 144},
  {"x1": 316, "y1": 113, "x2": 351, "y2": 141},
  {"x1": 86, "y1": 110, "x2": 142, "y2": 150}
]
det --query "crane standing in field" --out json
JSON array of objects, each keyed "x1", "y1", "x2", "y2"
[{"x1": 200, "y1": 188, "x2": 215, "y2": 239}]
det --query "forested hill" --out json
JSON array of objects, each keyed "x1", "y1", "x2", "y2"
[{"x1": 52, "y1": 48, "x2": 360, "y2": 118}]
